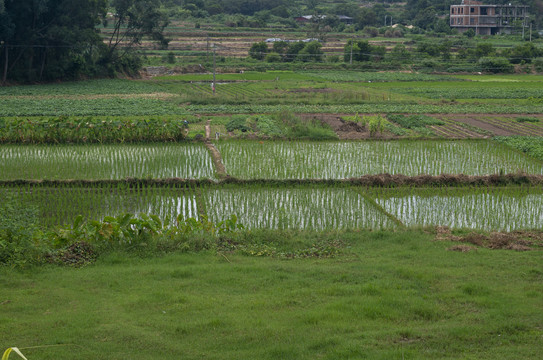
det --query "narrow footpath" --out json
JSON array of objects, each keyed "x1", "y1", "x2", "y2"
[{"x1": 204, "y1": 119, "x2": 228, "y2": 179}]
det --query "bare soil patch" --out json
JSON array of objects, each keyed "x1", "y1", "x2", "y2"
[
  {"x1": 302, "y1": 113, "x2": 543, "y2": 139},
  {"x1": 449, "y1": 115, "x2": 514, "y2": 136},
  {"x1": 443, "y1": 114, "x2": 543, "y2": 136},
  {"x1": 300, "y1": 113, "x2": 398, "y2": 140},
  {"x1": 436, "y1": 226, "x2": 543, "y2": 251}
]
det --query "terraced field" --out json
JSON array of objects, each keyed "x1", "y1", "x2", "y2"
[
  {"x1": 217, "y1": 140, "x2": 543, "y2": 179},
  {"x1": 2, "y1": 71, "x2": 543, "y2": 233}
]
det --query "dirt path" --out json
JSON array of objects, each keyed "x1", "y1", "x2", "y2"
[
  {"x1": 205, "y1": 119, "x2": 211, "y2": 140},
  {"x1": 204, "y1": 119, "x2": 228, "y2": 179}
]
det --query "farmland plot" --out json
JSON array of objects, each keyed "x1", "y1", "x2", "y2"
[
  {"x1": 372, "y1": 187, "x2": 543, "y2": 232},
  {"x1": 2, "y1": 185, "x2": 199, "y2": 228},
  {"x1": 217, "y1": 140, "x2": 543, "y2": 179},
  {"x1": 202, "y1": 186, "x2": 394, "y2": 230},
  {"x1": 0, "y1": 143, "x2": 216, "y2": 180}
]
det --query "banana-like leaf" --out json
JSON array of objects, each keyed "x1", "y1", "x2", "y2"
[{"x1": 2, "y1": 348, "x2": 29, "y2": 360}]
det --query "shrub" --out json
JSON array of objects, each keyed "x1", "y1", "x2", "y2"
[
  {"x1": 387, "y1": 114, "x2": 444, "y2": 129},
  {"x1": 478, "y1": 57, "x2": 513, "y2": 74},
  {"x1": 367, "y1": 115, "x2": 386, "y2": 137},
  {"x1": 249, "y1": 41, "x2": 268, "y2": 60},
  {"x1": 534, "y1": 58, "x2": 543, "y2": 73},
  {"x1": 363, "y1": 26, "x2": 379, "y2": 37},
  {"x1": 515, "y1": 117, "x2": 540, "y2": 123},
  {"x1": 464, "y1": 29, "x2": 475, "y2": 38},
  {"x1": 226, "y1": 116, "x2": 250, "y2": 132},
  {"x1": 256, "y1": 116, "x2": 283, "y2": 137},
  {"x1": 163, "y1": 52, "x2": 176, "y2": 64},
  {"x1": 265, "y1": 52, "x2": 282, "y2": 63}
]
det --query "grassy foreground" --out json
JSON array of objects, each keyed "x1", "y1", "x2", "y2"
[{"x1": 1, "y1": 230, "x2": 542, "y2": 360}]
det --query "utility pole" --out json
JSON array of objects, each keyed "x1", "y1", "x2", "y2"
[
  {"x1": 350, "y1": 39, "x2": 353, "y2": 65},
  {"x1": 384, "y1": 15, "x2": 388, "y2": 27},
  {"x1": 206, "y1": 34, "x2": 209, "y2": 62},
  {"x1": 212, "y1": 45, "x2": 216, "y2": 96}
]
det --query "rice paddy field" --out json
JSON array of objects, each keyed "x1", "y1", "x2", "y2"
[
  {"x1": 1, "y1": 72, "x2": 542, "y2": 232},
  {"x1": 202, "y1": 186, "x2": 395, "y2": 230},
  {"x1": 3, "y1": 66, "x2": 543, "y2": 360},
  {"x1": 371, "y1": 186, "x2": 543, "y2": 232},
  {"x1": 1, "y1": 185, "x2": 200, "y2": 229},
  {"x1": 217, "y1": 140, "x2": 543, "y2": 179},
  {"x1": 0, "y1": 143, "x2": 216, "y2": 180},
  {"x1": 3, "y1": 183, "x2": 542, "y2": 232}
]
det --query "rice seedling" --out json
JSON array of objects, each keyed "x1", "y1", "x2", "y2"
[
  {"x1": 217, "y1": 140, "x2": 543, "y2": 179},
  {"x1": 371, "y1": 186, "x2": 543, "y2": 231},
  {"x1": 202, "y1": 185, "x2": 395, "y2": 230},
  {"x1": 0, "y1": 184, "x2": 200, "y2": 228},
  {"x1": 0, "y1": 143, "x2": 216, "y2": 180}
]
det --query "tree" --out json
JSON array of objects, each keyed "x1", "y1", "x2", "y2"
[
  {"x1": 389, "y1": 44, "x2": 411, "y2": 63},
  {"x1": 507, "y1": 42, "x2": 543, "y2": 64},
  {"x1": 249, "y1": 41, "x2": 267, "y2": 60},
  {"x1": 354, "y1": 8, "x2": 377, "y2": 30},
  {"x1": 285, "y1": 41, "x2": 305, "y2": 62},
  {"x1": 474, "y1": 43, "x2": 496, "y2": 59},
  {"x1": 106, "y1": 0, "x2": 169, "y2": 67},
  {"x1": 344, "y1": 40, "x2": 375, "y2": 62},
  {"x1": 464, "y1": 29, "x2": 476, "y2": 38},
  {"x1": 1, "y1": 0, "x2": 108, "y2": 83},
  {"x1": 479, "y1": 57, "x2": 513, "y2": 73},
  {"x1": 0, "y1": 0, "x2": 14, "y2": 84},
  {"x1": 298, "y1": 41, "x2": 323, "y2": 62}
]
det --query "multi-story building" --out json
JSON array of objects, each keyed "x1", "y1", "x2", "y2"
[{"x1": 450, "y1": 0, "x2": 529, "y2": 35}]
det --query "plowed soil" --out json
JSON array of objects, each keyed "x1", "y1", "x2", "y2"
[{"x1": 306, "y1": 113, "x2": 543, "y2": 139}]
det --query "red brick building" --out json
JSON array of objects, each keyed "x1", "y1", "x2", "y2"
[{"x1": 450, "y1": 0, "x2": 529, "y2": 35}]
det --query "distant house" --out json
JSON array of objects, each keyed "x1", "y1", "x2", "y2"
[
  {"x1": 450, "y1": 0, "x2": 529, "y2": 35},
  {"x1": 294, "y1": 15, "x2": 353, "y2": 25}
]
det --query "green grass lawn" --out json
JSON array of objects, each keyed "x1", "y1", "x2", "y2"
[{"x1": 1, "y1": 230, "x2": 542, "y2": 360}]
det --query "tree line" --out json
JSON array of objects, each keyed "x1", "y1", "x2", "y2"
[{"x1": 0, "y1": 0, "x2": 167, "y2": 84}]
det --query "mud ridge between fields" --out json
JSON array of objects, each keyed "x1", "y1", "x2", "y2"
[
  {"x1": 2, "y1": 174, "x2": 543, "y2": 187},
  {"x1": 204, "y1": 140, "x2": 228, "y2": 179},
  {"x1": 203, "y1": 119, "x2": 228, "y2": 179}
]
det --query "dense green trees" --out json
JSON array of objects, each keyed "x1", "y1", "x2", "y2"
[
  {"x1": 0, "y1": 0, "x2": 167, "y2": 84},
  {"x1": 1, "y1": 0, "x2": 108, "y2": 83},
  {"x1": 343, "y1": 40, "x2": 385, "y2": 63},
  {"x1": 249, "y1": 40, "x2": 323, "y2": 62}
]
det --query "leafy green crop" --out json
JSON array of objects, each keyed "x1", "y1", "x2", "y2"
[
  {"x1": 494, "y1": 136, "x2": 543, "y2": 161},
  {"x1": 387, "y1": 114, "x2": 445, "y2": 129},
  {"x1": 0, "y1": 116, "x2": 189, "y2": 144}
]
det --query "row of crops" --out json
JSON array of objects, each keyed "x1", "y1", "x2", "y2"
[
  {"x1": 1, "y1": 140, "x2": 542, "y2": 180},
  {"x1": 4, "y1": 73, "x2": 543, "y2": 117},
  {"x1": 2, "y1": 184, "x2": 541, "y2": 232}
]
